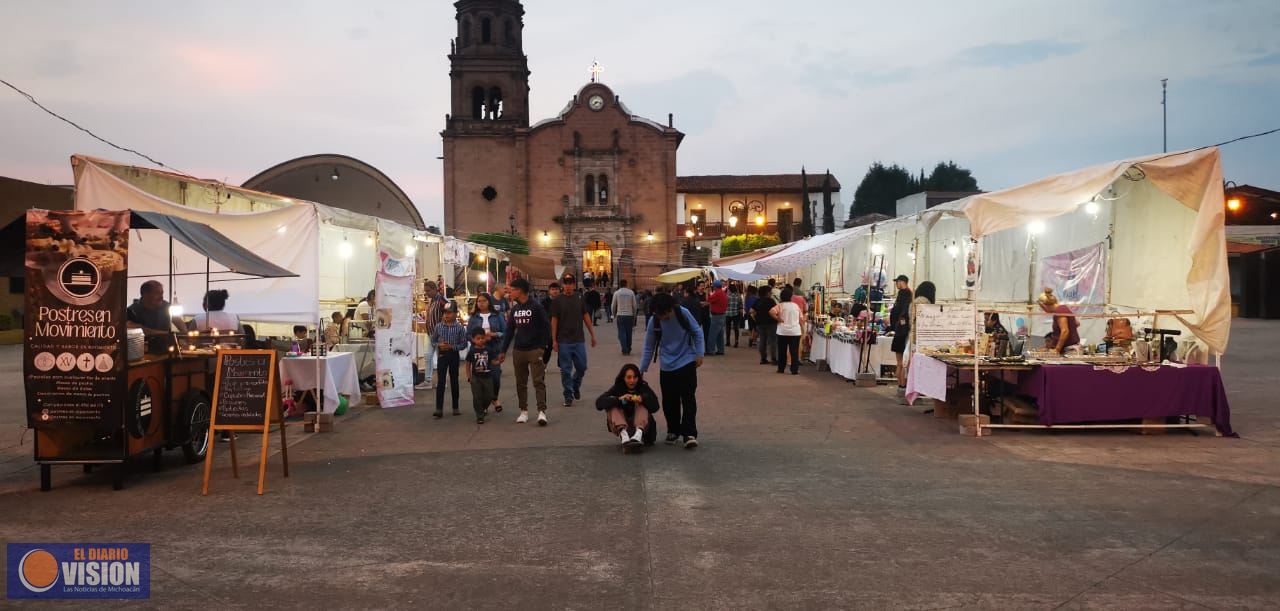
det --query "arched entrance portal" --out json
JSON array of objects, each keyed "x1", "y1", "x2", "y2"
[{"x1": 582, "y1": 240, "x2": 612, "y2": 284}]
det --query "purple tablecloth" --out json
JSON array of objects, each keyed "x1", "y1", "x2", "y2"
[{"x1": 1017, "y1": 364, "x2": 1234, "y2": 435}]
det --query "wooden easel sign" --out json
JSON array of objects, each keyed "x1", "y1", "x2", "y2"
[{"x1": 201, "y1": 350, "x2": 289, "y2": 495}]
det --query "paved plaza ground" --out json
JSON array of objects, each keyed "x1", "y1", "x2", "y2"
[{"x1": 1, "y1": 319, "x2": 1278, "y2": 609}]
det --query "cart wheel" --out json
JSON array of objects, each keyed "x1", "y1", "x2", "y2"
[
  {"x1": 179, "y1": 389, "x2": 212, "y2": 464},
  {"x1": 40, "y1": 465, "x2": 51, "y2": 492},
  {"x1": 112, "y1": 467, "x2": 125, "y2": 491}
]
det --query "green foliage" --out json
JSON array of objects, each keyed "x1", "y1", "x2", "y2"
[
  {"x1": 720, "y1": 233, "x2": 781, "y2": 257},
  {"x1": 924, "y1": 161, "x2": 979, "y2": 192},
  {"x1": 850, "y1": 163, "x2": 920, "y2": 218},
  {"x1": 467, "y1": 232, "x2": 530, "y2": 255}
]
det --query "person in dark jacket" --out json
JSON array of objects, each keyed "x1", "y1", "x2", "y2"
[
  {"x1": 595, "y1": 364, "x2": 660, "y2": 448},
  {"x1": 467, "y1": 293, "x2": 507, "y2": 413},
  {"x1": 498, "y1": 278, "x2": 552, "y2": 425},
  {"x1": 889, "y1": 275, "x2": 914, "y2": 394}
]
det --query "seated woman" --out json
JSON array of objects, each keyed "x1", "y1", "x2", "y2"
[
  {"x1": 190, "y1": 289, "x2": 240, "y2": 333},
  {"x1": 1037, "y1": 288, "x2": 1080, "y2": 355},
  {"x1": 595, "y1": 364, "x2": 659, "y2": 448}
]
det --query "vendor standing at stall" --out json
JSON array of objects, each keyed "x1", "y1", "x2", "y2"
[
  {"x1": 127, "y1": 280, "x2": 187, "y2": 353},
  {"x1": 190, "y1": 289, "x2": 240, "y2": 333},
  {"x1": 1038, "y1": 288, "x2": 1080, "y2": 355},
  {"x1": 889, "y1": 275, "x2": 913, "y2": 396}
]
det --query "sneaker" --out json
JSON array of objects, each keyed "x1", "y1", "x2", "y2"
[
  {"x1": 632, "y1": 429, "x2": 645, "y2": 444},
  {"x1": 414, "y1": 382, "x2": 431, "y2": 390},
  {"x1": 573, "y1": 389, "x2": 581, "y2": 401},
  {"x1": 432, "y1": 411, "x2": 443, "y2": 419},
  {"x1": 494, "y1": 401, "x2": 503, "y2": 413},
  {"x1": 664, "y1": 433, "x2": 679, "y2": 445},
  {"x1": 477, "y1": 415, "x2": 486, "y2": 424},
  {"x1": 619, "y1": 431, "x2": 632, "y2": 446},
  {"x1": 563, "y1": 398, "x2": 573, "y2": 407},
  {"x1": 684, "y1": 436, "x2": 699, "y2": 449},
  {"x1": 537, "y1": 411, "x2": 548, "y2": 426},
  {"x1": 623, "y1": 432, "x2": 640, "y2": 448},
  {"x1": 516, "y1": 411, "x2": 529, "y2": 424}
]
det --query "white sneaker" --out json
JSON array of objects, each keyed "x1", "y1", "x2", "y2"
[
  {"x1": 632, "y1": 429, "x2": 644, "y2": 443},
  {"x1": 516, "y1": 411, "x2": 529, "y2": 424},
  {"x1": 537, "y1": 411, "x2": 548, "y2": 426},
  {"x1": 619, "y1": 431, "x2": 631, "y2": 445}
]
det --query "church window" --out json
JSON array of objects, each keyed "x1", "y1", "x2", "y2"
[
  {"x1": 488, "y1": 87, "x2": 503, "y2": 119},
  {"x1": 503, "y1": 18, "x2": 515, "y2": 46},
  {"x1": 471, "y1": 87, "x2": 485, "y2": 120},
  {"x1": 584, "y1": 175, "x2": 596, "y2": 206},
  {"x1": 461, "y1": 18, "x2": 472, "y2": 47},
  {"x1": 598, "y1": 174, "x2": 609, "y2": 205},
  {"x1": 481, "y1": 17, "x2": 492, "y2": 44}
]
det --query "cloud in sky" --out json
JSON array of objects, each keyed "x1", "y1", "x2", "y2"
[{"x1": 1, "y1": 0, "x2": 1278, "y2": 231}]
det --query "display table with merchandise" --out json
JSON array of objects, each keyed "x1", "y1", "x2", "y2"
[
  {"x1": 279, "y1": 352, "x2": 362, "y2": 414},
  {"x1": 810, "y1": 329, "x2": 893, "y2": 381},
  {"x1": 905, "y1": 352, "x2": 1234, "y2": 435}
]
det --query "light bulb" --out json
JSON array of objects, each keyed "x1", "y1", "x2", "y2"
[
  {"x1": 755, "y1": 215, "x2": 765, "y2": 227},
  {"x1": 339, "y1": 241, "x2": 353, "y2": 259},
  {"x1": 946, "y1": 244, "x2": 960, "y2": 259},
  {"x1": 729, "y1": 216, "x2": 739, "y2": 228},
  {"x1": 1084, "y1": 201, "x2": 1100, "y2": 216},
  {"x1": 690, "y1": 214, "x2": 699, "y2": 224},
  {"x1": 870, "y1": 243, "x2": 884, "y2": 255},
  {"x1": 1028, "y1": 220, "x2": 1046, "y2": 235},
  {"x1": 168, "y1": 304, "x2": 184, "y2": 317},
  {"x1": 276, "y1": 225, "x2": 287, "y2": 234},
  {"x1": 364, "y1": 236, "x2": 374, "y2": 247},
  {"x1": 478, "y1": 272, "x2": 489, "y2": 282},
  {"x1": 406, "y1": 244, "x2": 417, "y2": 256}
]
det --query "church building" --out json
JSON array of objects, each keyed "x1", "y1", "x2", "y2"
[{"x1": 441, "y1": 0, "x2": 684, "y2": 286}]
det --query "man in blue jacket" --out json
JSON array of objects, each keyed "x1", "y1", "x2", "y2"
[{"x1": 639, "y1": 293, "x2": 705, "y2": 448}]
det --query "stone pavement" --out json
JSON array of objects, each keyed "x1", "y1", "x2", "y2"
[{"x1": 1, "y1": 319, "x2": 1278, "y2": 609}]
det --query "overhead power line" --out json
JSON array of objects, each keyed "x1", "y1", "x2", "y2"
[{"x1": 1, "y1": 77, "x2": 189, "y2": 176}]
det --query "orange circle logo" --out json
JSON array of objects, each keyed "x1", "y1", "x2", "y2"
[{"x1": 18, "y1": 549, "x2": 59, "y2": 592}]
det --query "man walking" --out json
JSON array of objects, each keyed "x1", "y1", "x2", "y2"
[
  {"x1": 497, "y1": 278, "x2": 552, "y2": 425},
  {"x1": 611, "y1": 279, "x2": 638, "y2": 355},
  {"x1": 584, "y1": 282, "x2": 603, "y2": 325},
  {"x1": 640, "y1": 293, "x2": 705, "y2": 449},
  {"x1": 706, "y1": 279, "x2": 728, "y2": 355},
  {"x1": 419, "y1": 280, "x2": 448, "y2": 389},
  {"x1": 550, "y1": 275, "x2": 596, "y2": 407},
  {"x1": 752, "y1": 285, "x2": 779, "y2": 365}
]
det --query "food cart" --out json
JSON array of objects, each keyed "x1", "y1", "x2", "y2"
[{"x1": 13, "y1": 209, "x2": 296, "y2": 490}]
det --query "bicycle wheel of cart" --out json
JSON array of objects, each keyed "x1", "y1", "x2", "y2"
[{"x1": 180, "y1": 389, "x2": 212, "y2": 464}]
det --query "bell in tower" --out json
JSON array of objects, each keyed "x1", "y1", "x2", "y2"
[{"x1": 448, "y1": 0, "x2": 530, "y2": 127}]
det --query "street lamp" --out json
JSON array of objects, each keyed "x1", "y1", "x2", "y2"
[
  {"x1": 646, "y1": 230, "x2": 655, "y2": 243},
  {"x1": 1227, "y1": 198, "x2": 1242, "y2": 212},
  {"x1": 728, "y1": 215, "x2": 739, "y2": 228}
]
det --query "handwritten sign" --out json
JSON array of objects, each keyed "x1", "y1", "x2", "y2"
[
  {"x1": 914, "y1": 303, "x2": 977, "y2": 348},
  {"x1": 211, "y1": 351, "x2": 274, "y2": 427},
  {"x1": 203, "y1": 349, "x2": 287, "y2": 496}
]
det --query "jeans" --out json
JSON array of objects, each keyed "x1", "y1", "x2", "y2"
[
  {"x1": 777, "y1": 335, "x2": 801, "y2": 374},
  {"x1": 709, "y1": 314, "x2": 726, "y2": 354},
  {"x1": 757, "y1": 323, "x2": 778, "y2": 363},
  {"x1": 470, "y1": 375, "x2": 494, "y2": 418},
  {"x1": 435, "y1": 350, "x2": 460, "y2": 413},
  {"x1": 727, "y1": 315, "x2": 743, "y2": 346},
  {"x1": 660, "y1": 362, "x2": 698, "y2": 439},
  {"x1": 423, "y1": 339, "x2": 438, "y2": 382},
  {"x1": 557, "y1": 341, "x2": 588, "y2": 401},
  {"x1": 512, "y1": 348, "x2": 547, "y2": 411},
  {"x1": 616, "y1": 315, "x2": 636, "y2": 354}
]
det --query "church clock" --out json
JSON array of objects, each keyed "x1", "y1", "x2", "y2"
[{"x1": 587, "y1": 94, "x2": 605, "y2": 111}]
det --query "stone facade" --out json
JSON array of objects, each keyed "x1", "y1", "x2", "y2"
[{"x1": 442, "y1": 0, "x2": 683, "y2": 288}]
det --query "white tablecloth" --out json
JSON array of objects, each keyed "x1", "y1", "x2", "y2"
[
  {"x1": 279, "y1": 352, "x2": 362, "y2": 413},
  {"x1": 334, "y1": 342, "x2": 376, "y2": 379},
  {"x1": 820, "y1": 335, "x2": 891, "y2": 380},
  {"x1": 905, "y1": 353, "x2": 949, "y2": 405},
  {"x1": 810, "y1": 332, "x2": 828, "y2": 361}
]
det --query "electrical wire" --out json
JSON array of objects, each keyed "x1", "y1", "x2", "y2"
[
  {"x1": 1, "y1": 77, "x2": 190, "y2": 176},
  {"x1": 1141, "y1": 126, "x2": 1280, "y2": 164}
]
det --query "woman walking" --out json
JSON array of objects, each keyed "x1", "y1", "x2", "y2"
[
  {"x1": 467, "y1": 293, "x2": 507, "y2": 413},
  {"x1": 752, "y1": 285, "x2": 778, "y2": 365},
  {"x1": 772, "y1": 286, "x2": 804, "y2": 375}
]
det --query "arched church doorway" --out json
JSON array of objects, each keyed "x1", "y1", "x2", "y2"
[{"x1": 582, "y1": 240, "x2": 612, "y2": 285}]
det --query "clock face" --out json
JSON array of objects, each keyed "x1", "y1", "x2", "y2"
[{"x1": 588, "y1": 95, "x2": 605, "y2": 111}]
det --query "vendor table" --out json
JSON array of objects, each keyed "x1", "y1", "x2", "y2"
[
  {"x1": 334, "y1": 342, "x2": 375, "y2": 380},
  {"x1": 812, "y1": 331, "x2": 890, "y2": 381},
  {"x1": 279, "y1": 352, "x2": 361, "y2": 414},
  {"x1": 905, "y1": 353, "x2": 1234, "y2": 435},
  {"x1": 810, "y1": 332, "x2": 828, "y2": 362}
]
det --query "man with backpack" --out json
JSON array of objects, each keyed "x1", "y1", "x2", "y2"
[{"x1": 639, "y1": 293, "x2": 705, "y2": 449}]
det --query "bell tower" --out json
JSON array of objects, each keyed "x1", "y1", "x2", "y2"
[
  {"x1": 442, "y1": 0, "x2": 531, "y2": 240},
  {"x1": 447, "y1": 0, "x2": 530, "y2": 127}
]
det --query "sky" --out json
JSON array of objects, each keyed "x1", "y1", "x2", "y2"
[{"x1": 2, "y1": 0, "x2": 1278, "y2": 229}]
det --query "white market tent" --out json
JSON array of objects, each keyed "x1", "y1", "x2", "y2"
[
  {"x1": 71, "y1": 155, "x2": 441, "y2": 326},
  {"x1": 738, "y1": 148, "x2": 1231, "y2": 355}
]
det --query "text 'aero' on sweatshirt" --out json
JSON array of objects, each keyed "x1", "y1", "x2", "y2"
[{"x1": 501, "y1": 298, "x2": 551, "y2": 353}]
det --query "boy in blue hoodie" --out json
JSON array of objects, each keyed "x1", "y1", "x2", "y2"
[{"x1": 639, "y1": 293, "x2": 705, "y2": 449}]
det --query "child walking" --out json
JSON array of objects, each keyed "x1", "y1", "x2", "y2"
[
  {"x1": 431, "y1": 304, "x2": 467, "y2": 418},
  {"x1": 466, "y1": 327, "x2": 498, "y2": 424}
]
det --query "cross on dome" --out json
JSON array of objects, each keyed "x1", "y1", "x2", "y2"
[{"x1": 590, "y1": 60, "x2": 603, "y2": 83}]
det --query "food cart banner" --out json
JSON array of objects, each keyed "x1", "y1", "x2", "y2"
[
  {"x1": 1039, "y1": 242, "x2": 1105, "y2": 310},
  {"x1": 374, "y1": 272, "x2": 415, "y2": 408},
  {"x1": 24, "y1": 210, "x2": 129, "y2": 429}
]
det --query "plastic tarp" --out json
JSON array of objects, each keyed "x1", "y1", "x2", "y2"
[
  {"x1": 75, "y1": 159, "x2": 321, "y2": 323},
  {"x1": 129, "y1": 211, "x2": 296, "y2": 278}
]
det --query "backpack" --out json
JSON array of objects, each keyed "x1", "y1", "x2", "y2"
[{"x1": 651, "y1": 306, "x2": 696, "y2": 363}]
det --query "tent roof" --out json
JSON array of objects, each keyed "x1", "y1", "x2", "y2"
[{"x1": 0, "y1": 209, "x2": 297, "y2": 279}]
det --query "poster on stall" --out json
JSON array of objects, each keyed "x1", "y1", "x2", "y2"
[
  {"x1": 914, "y1": 303, "x2": 977, "y2": 348},
  {"x1": 964, "y1": 237, "x2": 982, "y2": 291},
  {"x1": 374, "y1": 220, "x2": 418, "y2": 408},
  {"x1": 1039, "y1": 242, "x2": 1105, "y2": 311},
  {"x1": 23, "y1": 209, "x2": 129, "y2": 429},
  {"x1": 826, "y1": 250, "x2": 844, "y2": 289}
]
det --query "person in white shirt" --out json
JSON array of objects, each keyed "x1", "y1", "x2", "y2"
[
  {"x1": 190, "y1": 289, "x2": 241, "y2": 333},
  {"x1": 771, "y1": 286, "x2": 805, "y2": 375},
  {"x1": 610, "y1": 279, "x2": 638, "y2": 355}
]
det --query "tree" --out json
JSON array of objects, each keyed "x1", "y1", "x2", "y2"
[
  {"x1": 849, "y1": 162, "x2": 920, "y2": 219},
  {"x1": 923, "y1": 161, "x2": 979, "y2": 192},
  {"x1": 821, "y1": 170, "x2": 835, "y2": 234},
  {"x1": 719, "y1": 233, "x2": 781, "y2": 257},
  {"x1": 799, "y1": 167, "x2": 813, "y2": 238},
  {"x1": 467, "y1": 231, "x2": 530, "y2": 255}
]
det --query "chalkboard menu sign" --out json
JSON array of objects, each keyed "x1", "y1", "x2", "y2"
[{"x1": 211, "y1": 350, "x2": 277, "y2": 428}]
